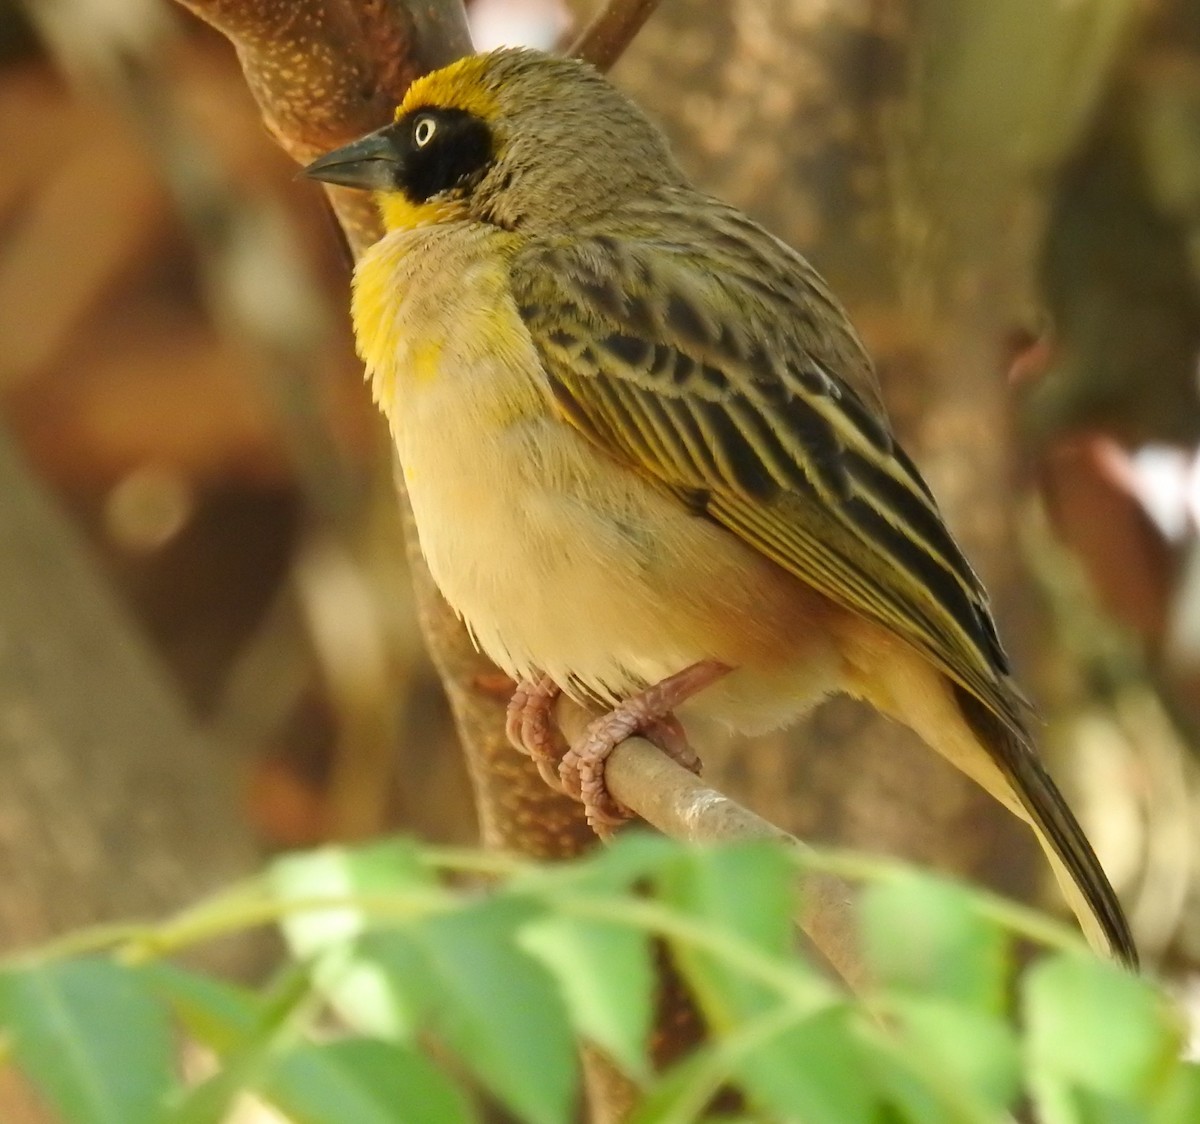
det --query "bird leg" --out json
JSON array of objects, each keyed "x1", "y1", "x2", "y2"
[
  {"x1": 505, "y1": 674, "x2": 565, "y2": 789},
  {"x1": 504, "y1": 675, "x2": 698, "y2": 791},
  {"x1": 561, "y1": 660, "x2": 731, "y2": 836}
]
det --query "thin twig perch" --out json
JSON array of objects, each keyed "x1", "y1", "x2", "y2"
[{"x1": 556, "y1": 700, "x2": 865, "y2": 990}]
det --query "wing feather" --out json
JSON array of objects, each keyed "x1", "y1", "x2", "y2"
[
  {"x1": 506, "y1": 190, "x2": 1140, "y2": 963},
  {"x1": 509, "y1": 196, "x2": 1024, "y2": 734}
]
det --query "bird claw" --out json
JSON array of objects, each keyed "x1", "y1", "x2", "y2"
[
  {"x1": 559, "y1": 712, "x2": 697, "y2": 834},
  {"x1": 505, "y1": 674, "x2": 565, "y2": 790},
  {"x1": 507, "y1": 661, "x2": 729, "y2": 836},
  {"x1": 559, "y1": 660, "x2": 729, "y2": 837}
]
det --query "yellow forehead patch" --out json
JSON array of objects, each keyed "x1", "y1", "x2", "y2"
[{"x1": 397, "y1": 54, "x2": 499, "y2": 121}]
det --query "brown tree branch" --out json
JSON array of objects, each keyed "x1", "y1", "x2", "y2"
[
  {"x1": 174, "y1": 0, "x2": 474, "y2": 254},
  {"x1": 568, "y1": 0, "x2": 663, "y2": 71}
]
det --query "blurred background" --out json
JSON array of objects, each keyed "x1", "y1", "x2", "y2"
[{"x1": 2, "y1": 0, "x2": 1200, "y2": 1084}]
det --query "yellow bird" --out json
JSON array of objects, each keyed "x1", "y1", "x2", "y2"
[{"x1": 305, "y1": 47, "x2": 1135, "y2": 964}]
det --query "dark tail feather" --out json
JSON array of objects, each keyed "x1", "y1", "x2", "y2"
[{"x1": 954, "y1": 686, "x2": 1138, "y2": 967}]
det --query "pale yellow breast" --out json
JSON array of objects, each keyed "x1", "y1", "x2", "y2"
[{"x1": 352, "y1": 223, "x2": 847, "y2": 729}]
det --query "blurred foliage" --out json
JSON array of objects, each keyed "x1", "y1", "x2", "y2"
[{"x1": 0, "y1": 836, "x2": 1194, "y2": 1124}]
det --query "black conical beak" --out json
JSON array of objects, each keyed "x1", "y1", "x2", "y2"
[{"x1": 303, "y1": 128, "x2": 401, "y2": 191}]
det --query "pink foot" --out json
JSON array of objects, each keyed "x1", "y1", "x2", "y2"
[
  {"x1": 560, "y1": 660, "x2": 731, "y2": 836},
  {"x1": 505, "y1": 675, "x2": 565, "y2": 789}
]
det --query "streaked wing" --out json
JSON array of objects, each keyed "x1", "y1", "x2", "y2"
[{"x1": 508, "y1": 189, "x2": 1024, "y2": 734}]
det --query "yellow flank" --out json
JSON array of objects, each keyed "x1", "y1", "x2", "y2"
[
  {"x1": 397, "y1": 54, "x2": 500, "y2": 122},
  {"x1": 407, "y1": 338, "x2": 443, "y2": 382},
  {"x1": 349, "y1": 249, "x2": 396, "y2": 411}
]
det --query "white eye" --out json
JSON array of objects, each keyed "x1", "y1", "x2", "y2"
[{"x1": 413, "y1": 116, "x2": 437, "y2": 147}]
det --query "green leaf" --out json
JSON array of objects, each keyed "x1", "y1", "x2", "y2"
[
  {"x1": 165, "y1": 1075, "x2": 244, "y2": 1124},
  {"x1": 0, "y1": 959, "x2": 173, "y2": 1124},
  {"x1": 654, "y1": 842, "x2": 857, "y2": 1117},
  {"x1": 629, "y1": 1004, "x2": 876, "y2": 1124},
  {"x1": 547, "y1": 830, "x2": 679, "y2": 894},
  {"x1": 1025, "y1": 953, "x2": 1181, "y2": 1114},
  {"x1": 628, "y1": 1035, "x2": 737, "y2": 1124},
  {"x1": 735, "y1": 1004, "x2": 880, "y2": 1123},
  {"x1": 350, "y1": 928, "x2": 438, "y2": 1034},
  {"x1": 1028, "y1": 1085, "x2": 1154, "y2": 1124},
  {"x1": 142, "y1": 962, "x2": 260, "y2": 1053},
  {"x1": 520, "y1": 911, "x2": 654, "y2": 1080},
  {"x1": 860, "y1": 870, "x2": 1009, "y2": 1014},
  {"x1": 656, "y1": 841, "x2": 798, "y2": 1028},
  {"x1": 269, "y1": 839, "x2": 434, "y2": 955},
  {"x1": 363, "y1": 896, "x2": 576, "y2": 1124},
  {"x1": 269, "y1": 840, "x2": 437, "y2": 1038},
  {"x1": 264, "y1": 1038, "x2": 477, "y2": 1124},
  {"x1": 659, "y1": 841, "x2": 794, "y2": 957},
  {"x1": 863, "y1": 1039, "x2": 952, "y2": 1124},
  {"x1": 162, "y1": 961, "x2": 321, "y2": 1124},
  {"x1": 1153, "y1": 1062, "x2": 1200, "y2": 1123},
  {"x1": 887, "y1": 994, "x2": 1020, "y2": 1113}
]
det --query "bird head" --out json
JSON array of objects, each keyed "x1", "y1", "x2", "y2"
[{"x1": 303, "y1": 48, "x2": 684, "y2": 233}]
